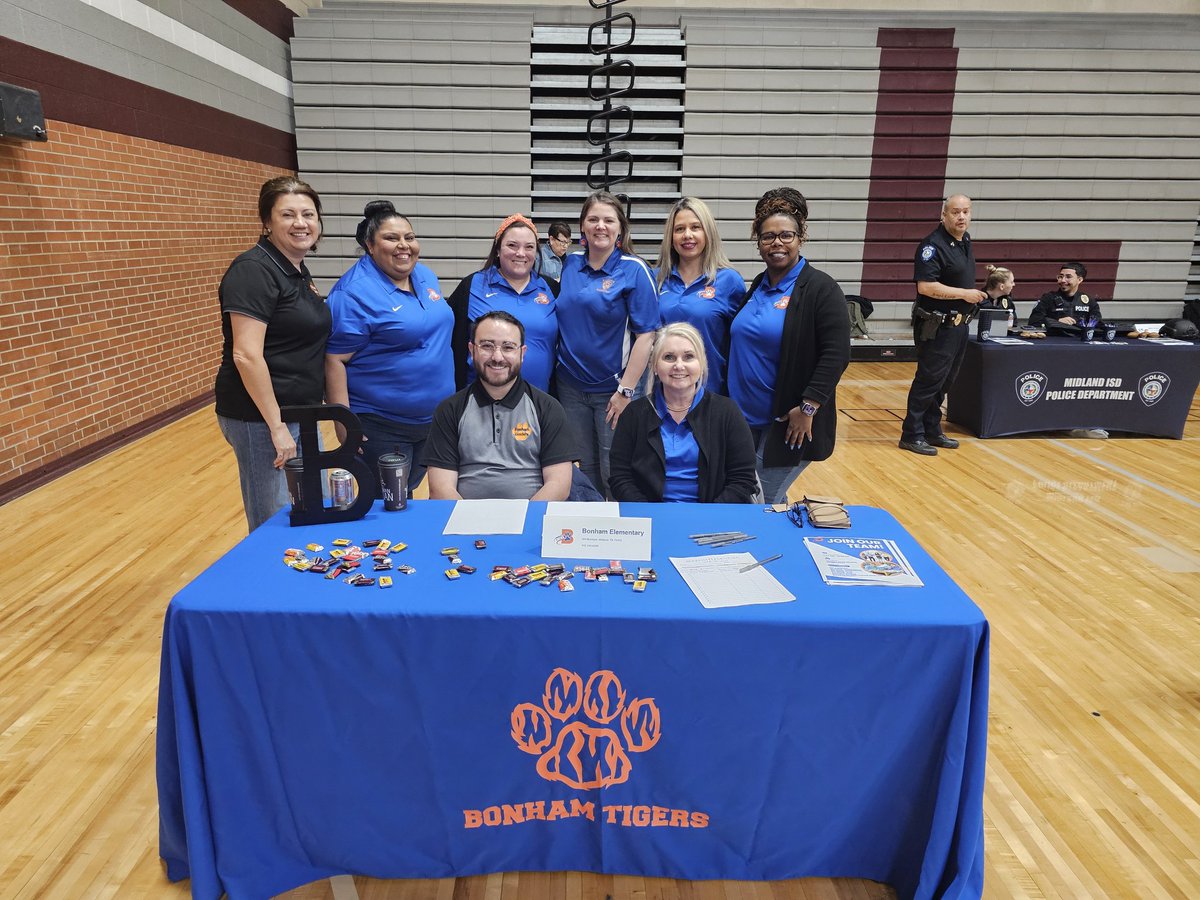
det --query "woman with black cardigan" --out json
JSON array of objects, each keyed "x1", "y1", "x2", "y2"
[
  {"x1": 609, "y1": 322, "x2": 758, "y2": 503},
  {"x1": 726, "y1": 187, "x2": 851, "y2": 504}
]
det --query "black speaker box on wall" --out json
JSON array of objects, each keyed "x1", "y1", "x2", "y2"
[{"x1": 0, "y1": 82, "x2": 48, "y2": 141}]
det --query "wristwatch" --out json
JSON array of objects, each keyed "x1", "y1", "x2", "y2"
[
  {"x1": 800, "y1": 401, "x2": 818, "y2": 417},
  {"x1": 616, "y1": 385, "x2": 636, "y2": 399}
]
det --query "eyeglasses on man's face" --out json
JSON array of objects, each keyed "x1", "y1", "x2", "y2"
[
  {"x1": 757, "y1": 231, "x2": 799, "y2": 246},
  {"x1": 473, "y1": 340, "x2": 521, "y2": 356}
]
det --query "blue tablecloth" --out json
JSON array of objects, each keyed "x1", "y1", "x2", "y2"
[{"x1": 157, "y1": 502, "x2": 988, "y2": 900}]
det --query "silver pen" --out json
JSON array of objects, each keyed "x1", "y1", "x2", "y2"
[
  {"x1": 739, "y1": 553, "x2": 782, "y2": 573},
  {"x1": 709, "y1": 535, "x2": 756, "y2": 548}
]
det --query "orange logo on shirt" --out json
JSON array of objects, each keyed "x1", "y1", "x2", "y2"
[
  {"x1": 601, "y1": 279, "x2": 615, "y2": 292},
  {"x1": 700, "y1": 286, "x2": 716, "y2": 299},
  {"x1": 511, "y1": 668, "x2": 661, "y2": 790},
  {"x1": 535, "y1": 293, "x2": 550, "y2": 304},
  {"x1": 512, "y1": 422, "x2": 532, "y2": 441},
  {"x1": 427, "y1": 288, "x2": 442, "y2": 301},
  {"x1": 774, "y1": 296, "x2": 790, "y2": 310}
]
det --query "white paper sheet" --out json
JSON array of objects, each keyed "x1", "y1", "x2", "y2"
[
  {"x1": 443, "y1": 499, "x2": 529, "y2": 535},
  {"x1": 987, "y1": 336, "x2": 1032, "y2": 346},
  {"x1": 669, "y1": 553, "x2": 795, "y2": 609},
  {"x1": 1137, "y1": 336, "x2": 1193, "y2": 346}
]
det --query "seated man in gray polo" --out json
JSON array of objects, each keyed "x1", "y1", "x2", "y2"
[{"x1": 425, "y1": 310, "x2": 577, "y2": 500}]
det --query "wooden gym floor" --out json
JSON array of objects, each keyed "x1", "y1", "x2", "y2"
[{"x1": 1, "y1": 361, "x2": 1198, "y2": 899}]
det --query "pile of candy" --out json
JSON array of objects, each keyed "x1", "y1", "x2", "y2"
[
  {"x1": 484, "y1": 560, "x2": 657, "y2": 593},
  {"x1": 283, "y1": 538, "x2": 658, "y2": 594},
  {"x1": 282, "y1": 537, "x2": 412, "y2": 588}
]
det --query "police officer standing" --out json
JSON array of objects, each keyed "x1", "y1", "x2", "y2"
[{"x1": 899, "y1": 194, "x2": 987, "y2": 456}]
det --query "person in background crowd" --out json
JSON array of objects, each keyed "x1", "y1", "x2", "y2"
[
  {"x1": 536, "y1": 221, "x2": 572, "y2": 280},
  {"x1": 1028, "y1": 262, "x2": 1102, "y2": 327},
  {"x1": 609, "y1": 322, "x2": 757, "y2": 503},
  {"x1": 554, "y1": 191, "x2": 660, "y2": 496},
  {"x1": 448, "y1": 214, "x2": 558, "y2": 392},
  {"x1": 653, "y1": 197, "x2": 745, "y2": 395},
  {"x1": 899, "y1": 194, "x2": 987, "y2": 457},
  {"x1": 325, "y1": 200, "x2": 453, "y2": 493},
  {"x1": 982, "y1": 264, "x2": 1018, "y2": 329},
  {"x1": 426, "y1": 311, "x2": 576, "y2": 501},
  {"x1": 215, "y1": 176, "x2": 329, "y2": 532},
  {"x1": 727, "y1": 187, "x2": 850, "y2": 503}
]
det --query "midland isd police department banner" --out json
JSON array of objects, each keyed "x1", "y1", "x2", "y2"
[{"x1": 947, "y1": 338, "x2": 1200, "y2": 438}]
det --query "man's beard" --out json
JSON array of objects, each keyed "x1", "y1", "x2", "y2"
[{"x1": 479, "y1": 361, "x2": 519, "y2": 388}]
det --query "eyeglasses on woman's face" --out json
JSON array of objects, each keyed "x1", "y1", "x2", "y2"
[{"x1": 756, "y1": 231, "x2": 799, "y2": 246}]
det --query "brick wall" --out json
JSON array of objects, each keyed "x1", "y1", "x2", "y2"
[{"x1": 0, "y1": 120, "x2": 290, "y2": 494}]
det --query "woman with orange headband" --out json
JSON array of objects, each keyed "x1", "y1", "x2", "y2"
[{"x1": 448, "y1": 214, "x2": 560, "y2": 392}]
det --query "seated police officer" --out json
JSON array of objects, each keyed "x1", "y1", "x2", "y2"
[
  {"x1": 1028, "y1": 262, "x2": 1102, "y2": 327},
  {"x1": 425, "y1": 310, "x2": 577, "y2": 500}
]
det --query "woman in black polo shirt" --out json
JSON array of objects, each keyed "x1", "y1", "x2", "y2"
[{"x1": 214, "y1": 176, "x2": 330, "y2": 531}]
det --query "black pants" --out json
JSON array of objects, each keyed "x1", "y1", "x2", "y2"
[{"x1": 902, "y1": 322, "x2": 969, "y2": 441}]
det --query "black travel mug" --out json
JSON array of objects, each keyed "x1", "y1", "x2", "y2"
[
  {"x1": 378, "y1": 453, "x2": 410, "y2": 511},
  {"x1": 284, "y1": 458, "x2": 304, "y2": 510}
]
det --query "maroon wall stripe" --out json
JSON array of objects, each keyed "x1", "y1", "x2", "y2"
[
  {"x1": 861, "y1": 28, "x2": 1122, "y2": 302},
  {"x1": 862, "y1": 28, "x2": 958, "y2": 301},
  {"x1": 0, "y1": 36, "x2": 296, "y2": 171},
  {"x1": 858, "y1": 243, "x2": 1119, "y2": 304},
  {"x1": 973, "y1": 241, "x2": 1120, "y2": 303},
  {"x1": 220, "y1": 0, "x2": 297, "y2": 43},
  {"x1": 877, "y1": 28, "x2": 955, "y2": 49}
]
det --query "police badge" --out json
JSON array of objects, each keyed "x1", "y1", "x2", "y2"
[
  {"x1": 1138, "y1": 372, "x2": 1170, "y2": 407},
  {"x1": 1015, "y1": 371, "x2": 1046, "y2": 406}
]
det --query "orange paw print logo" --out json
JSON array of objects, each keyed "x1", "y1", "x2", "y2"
[{"x1": 511, "y1": 668, "x2": 661, "y2": 789}]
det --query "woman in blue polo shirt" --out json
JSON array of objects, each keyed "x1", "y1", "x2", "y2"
[
  {"x1": 609, "y1": 322, "x2": 757, "y2": 503},
  {"x1": 555, "y1": 190, "x2": 660, "y2": 496},
  {"x1": 448, "y1": 214, "x2": 558, "y2": 392},
  {"x1": 653, "y1": 197, "x2": 745, "y2": 395},
  {"x1": 727, "y1": 187, "x2": 850, "y2": 504},
  {"x1": 325, "y1": 200, "x2": 454, "y2": 492}
]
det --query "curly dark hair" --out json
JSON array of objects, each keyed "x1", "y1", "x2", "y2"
[{"x1": 751, "y1": 187, "x2": 809, "y2": 246}]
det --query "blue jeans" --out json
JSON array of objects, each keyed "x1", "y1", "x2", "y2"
[
  {"x1": 218, "y1": 415, "x2": 300, "y2": 533},
  {"x1": 749, "y1": 426, "x2": 811, "y2": 505},
  {"x1": 556, "y1": 381, "x2": 615, "y2": 498},
  {"x1": 358, "y1": 413, "x2": 430, "y2": 494}
]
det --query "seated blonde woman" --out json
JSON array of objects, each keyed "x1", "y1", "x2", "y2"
[
  {"x1": 608, "y1": 322, "x2": 758, "y2": 503},
  {"x1": 982, "y1": 264, "x2": 1017, "y2": 328}
]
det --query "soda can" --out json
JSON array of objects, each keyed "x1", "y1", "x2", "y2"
[{"x1": 329, "y1": 469, "x2": 355, "y2": 509}]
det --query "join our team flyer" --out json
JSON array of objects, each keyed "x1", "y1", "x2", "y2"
[{"x1": 803, "y1": 536, "x2": 924, "y2": 587}]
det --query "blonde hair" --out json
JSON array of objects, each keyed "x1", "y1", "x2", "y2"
[
  {"x1": 985, "y1": 264, "x2": 1014, "y2": 292},
  {"x1": 654, "y1": 197, "x2": 733, "y2": 291},
  {"x1": 649, "y1": 322, "x2": 708, "y2": 389}
]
